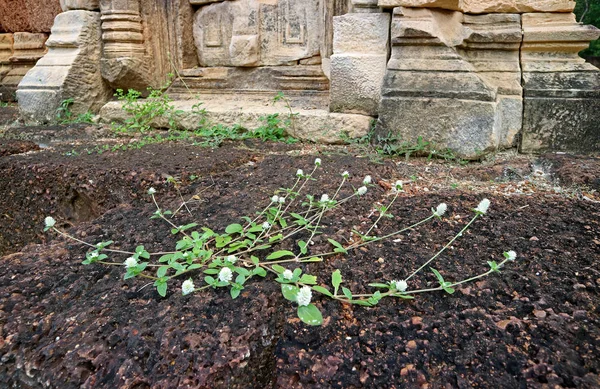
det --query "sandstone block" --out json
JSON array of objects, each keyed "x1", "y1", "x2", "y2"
[
  {"x1": 377, "y1": 97, "x2": 498, "y2": 159},
  {"x1": 193, "y1": 0, "x2": 322, "y2": 67},
  {"x1": 377, "y1": 0, "x2": 575, "y2": 13},
  {"x1": 330, "y1": 13, "x2": 389, "y2": 116},
  {"x1": 61, "y1": 0, "x2": 100, "y2": 11},
  {"x1": 17, "y1": 10, "x2": 112, "y2": 123},
  {"x1": 99, "y1": 98, "x2": 373, "y2": 144}
]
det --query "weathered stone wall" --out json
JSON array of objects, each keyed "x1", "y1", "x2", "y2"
[
  {"x1": 12, "y1": 0, "x2": 600, "y2": 154},
  {"x1": 0, "y1": 0, "x2": 62, "y2": 101}
]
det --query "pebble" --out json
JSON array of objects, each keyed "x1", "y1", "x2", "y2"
[{"x1": 406, "y1": 340, "x2": 417, "y2": 350}]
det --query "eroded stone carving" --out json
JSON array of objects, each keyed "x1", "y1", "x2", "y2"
[
  {"x1": 60, "y1": 0, "x2": 100, "y2": 11},
  {"x1": 17, "y1": 11, "x2": 112, "y2": 123},
  {"x1": 520, "y1": 13, "x2": 600, "y2": 152},
  {"x1": 193, "y1": 0, "x2": 322, "y2": 67}
]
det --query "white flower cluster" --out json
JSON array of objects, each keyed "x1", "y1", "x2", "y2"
[
  {"x1": 182, "y1": 279, "x2": 195, "y2": 295},
  {"x1": 147, "y1": 187, "x2": 156, "y2": 195},
  {"x1": 363, "y1": 175, "x2": 372, "y2": 185},
  {"x1": 505, "y1": 250, "x2": 517, "y2": 261},
  {"x1": 218, "y1": 267, "x2": 233, "y2": 283},
  {"x1": 296, "y1": 169, "x2": 304, "y2": 177},
  {"x1": 475, "y1": 198, "x2": 491, "y2": 214},
  {"x1": 314, "y1": 158, "x2": 322, "y2": 166},
  {"x1": 262, "y1": 222, "x2": 271, "y2": 230},
  {"x1": 44, "y1": 216, "x2": 56, "y2": 228},
  {"x1": 283, "y1": 269, "x2": 294, "y2": 280},
  {"x1": 392, "y1": 279, "x2": 408, "y2": 292},
  {"x1": 394, "y1": 180, "x2": 403, "y2": 191},
  {"x1": 433, "y1": 203, "x2": 447, "y2": 217},
  {"x1": 296, "y1": 286, "x2": 312, "y2": 306},
  {"x1": 342, "y1": 171, "x2": 350, "y2": 178},
  {"x1": 357, "y1": 186, "x2": 368, "y2": 196},
  {"x1": 271, "y1": 195, "x2": 285, "y2": 204},
  {"x1": 124, "y1": 257, "x2": 138, "y2": 269},
  {"x1": 320, "y1": 194, "x2": 330, "y2": 207},
  {"x1": 225, "y1": 255, "x2": 237, "y2": 264}
]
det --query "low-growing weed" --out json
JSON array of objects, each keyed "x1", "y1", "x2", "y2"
[{"x1": 47, "y1": 159, "x2": 518, "y2": 326}]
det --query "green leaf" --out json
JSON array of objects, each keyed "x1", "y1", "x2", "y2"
[
  {"x1": 297, "y1": 304, "x2": 323, "y2": 326},
  {"x1": 156, "y1": 282, "x2": 167, "y2": 297},
  {"x1": 392, "y1": 293, "x2": 415, "y2": 299},
  {"x1": 250, "y1": 256, "x2": 260, "y2": 265},
  {"x1": 342, "y1": 287, "x2": 353, "y2": 300},
  {"x1": 312, "y1": 285, "x2": 333, "y2": 297},
  {"x1": 487, "y1": 261, "x2": 500, "y2": 273},
  {"x1": 369, "y1": 283, "x2": 391, "y2": 289},
  {"x1": 231, "y1": 288, "x2": 241, "y2": 299},
  {"x1": 298, "y1": 240, "x2": 308, "y2": 254},
  {"x1": 225, "y1": 223, "x2": 244, "y2": 234},
  {"x1": 266, "y1": 250, "x2": 296, "y2": 260},
  {"x1": 327, "y1": 238, "x2": 346, "y2": 253},
  {"x1": 272, "y1": 264, "x2": 286, "y2": 274},
  {"x1": 430, "y1": 267, "x2": 445, "y2": 285},
  {"x1": 253, "y1": 267, "x2": 267, "y2": 277},
  {"x1": 204, "y1": 268, "x2": 219, "y2": 275},
  {"x1": 299, "y1": 274, "x2": 317, "y2": 285},
  {"x1": 204, "y1": 276, "x2": 215, "y2": 285},
  {"x1": 281, "y1": 284, "x2": 299, "y2": 302},
  {"x1": 158, "y1": 254, "x2": 173, "y2": 263},
  {"x1": 188, "y1": 264, "x2": 202, "y2": 271},
  {"x1": 301, "y1": 257, "x2": 322, "y2": 263},
  {"x1": 235, "y1": 267, "x2": 250, "y2": 277},
  {"x1": 157, "y1": 266, "x2": 169, "y2": 278},
  {"x1": 332, "y1": 269, "x2": 342, "y2": 295},
  {"x1": 351, "y1": 300, "x2": 374, "y2": 307}
]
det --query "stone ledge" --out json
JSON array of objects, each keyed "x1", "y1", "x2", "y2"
[{"x1": 99, "y1": 96, "x2": 373, "y2": 144}]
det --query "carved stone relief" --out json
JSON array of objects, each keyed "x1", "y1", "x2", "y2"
[{"x1": 192, "y1": 0, "x2": 323, "y2": 67}]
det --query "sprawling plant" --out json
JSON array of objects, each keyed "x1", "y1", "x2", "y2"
[{"x1": 45, "y1": 159, "x2": 517, "y2": 326}]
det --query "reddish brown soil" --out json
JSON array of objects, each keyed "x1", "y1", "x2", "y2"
[{"x1": 1, "y1": 119, "x2": 599, "y2": 388}]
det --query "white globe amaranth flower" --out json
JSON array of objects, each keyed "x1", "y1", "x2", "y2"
[
  {"x1": 147, "y1": 187, "x2": 156, "y2": 195},
  {"x1": 296, "y1": 169, "x2": 304, "y2": 177},
  {"x1": 475, "y1": 198, "x2": 491, "y2": 214},
  {"x1": 124, "y1": 257, "x2": 138, "y2": 269},
  {"x1": 89, "y1": 252, "x2": 99, "y2": 258},
  {"x1": 225, "y1": 255, "x2": 237, "y2": 264},
  {"x1": 314, "y1": 158, "x2": 322, "y2": 166},
  {"x1": 296, "y1": 286, "x2": 312, "y2": 306},
  {"x1": 363, "y1": 175, "x2": 372, "y2": 185},
  {"x1": 262, "y1": 222, "x2": 271, "y2": 230},
  {"x1": 320, "y1": 194, "x2": 329, "y2": 203},
  {"x1": 218, "y1": 267, "x2": 233, "y2": 283},
  {"x1": 182, "y1": 279, "x2": 195, "y2": 296},
  {"x1": 357, "y1": 186, "x2": 368, "y2": 196},
  {"x1": 394, "y1": 180, "x2": 403, "y2": 191},
  {"x1": 393, "y1": 280, "x2": 408, "y2": 292},
  {"x1": 505, "y1": 250, "x2": 517, "y2": 261},
  {"x1": 44, "y1": 216, "x2": 56, "y2": 228},
  {"x1": 342, "y1": 171, "x2": 350, "y2": 178},
  {"x1": 434, "y1": 203, "x2": 447, "y2": 217},
  {"x1": 278, "y1": 197, "x2": 285, "y2": 204},
  {"x1": 282, "y1": 269, "x2": 294, "y2": 280},
  {"x1": 271, "y1": 195, "x2": 280, "y2": 203}
]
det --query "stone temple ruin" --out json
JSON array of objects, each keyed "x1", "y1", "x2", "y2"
[{"x1": 1, "y1": 0, "x2": 599, "y2": 158}]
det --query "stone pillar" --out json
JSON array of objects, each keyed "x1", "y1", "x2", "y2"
[
  {"x1": 376, "y1": 7, "x2": 500, "y2": 159},
  {"x1": 458, "y1": 13, "x2": 523, "y2": 148},
  {"x1": 520, "y1": 12, "x2": 600, "y2": 153},
  {"x1": 99, "y1": 0, "x2": 151, "y2": 90},
  {"x1": 330, "y1": 11, "x2": 389, "y2": 116},
  {"x1": 17, "y1": 11, "x2": 112, "y2": 123},
  {"x1": 0, "y1": 33, "x2": 48, "y2": 101}
]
